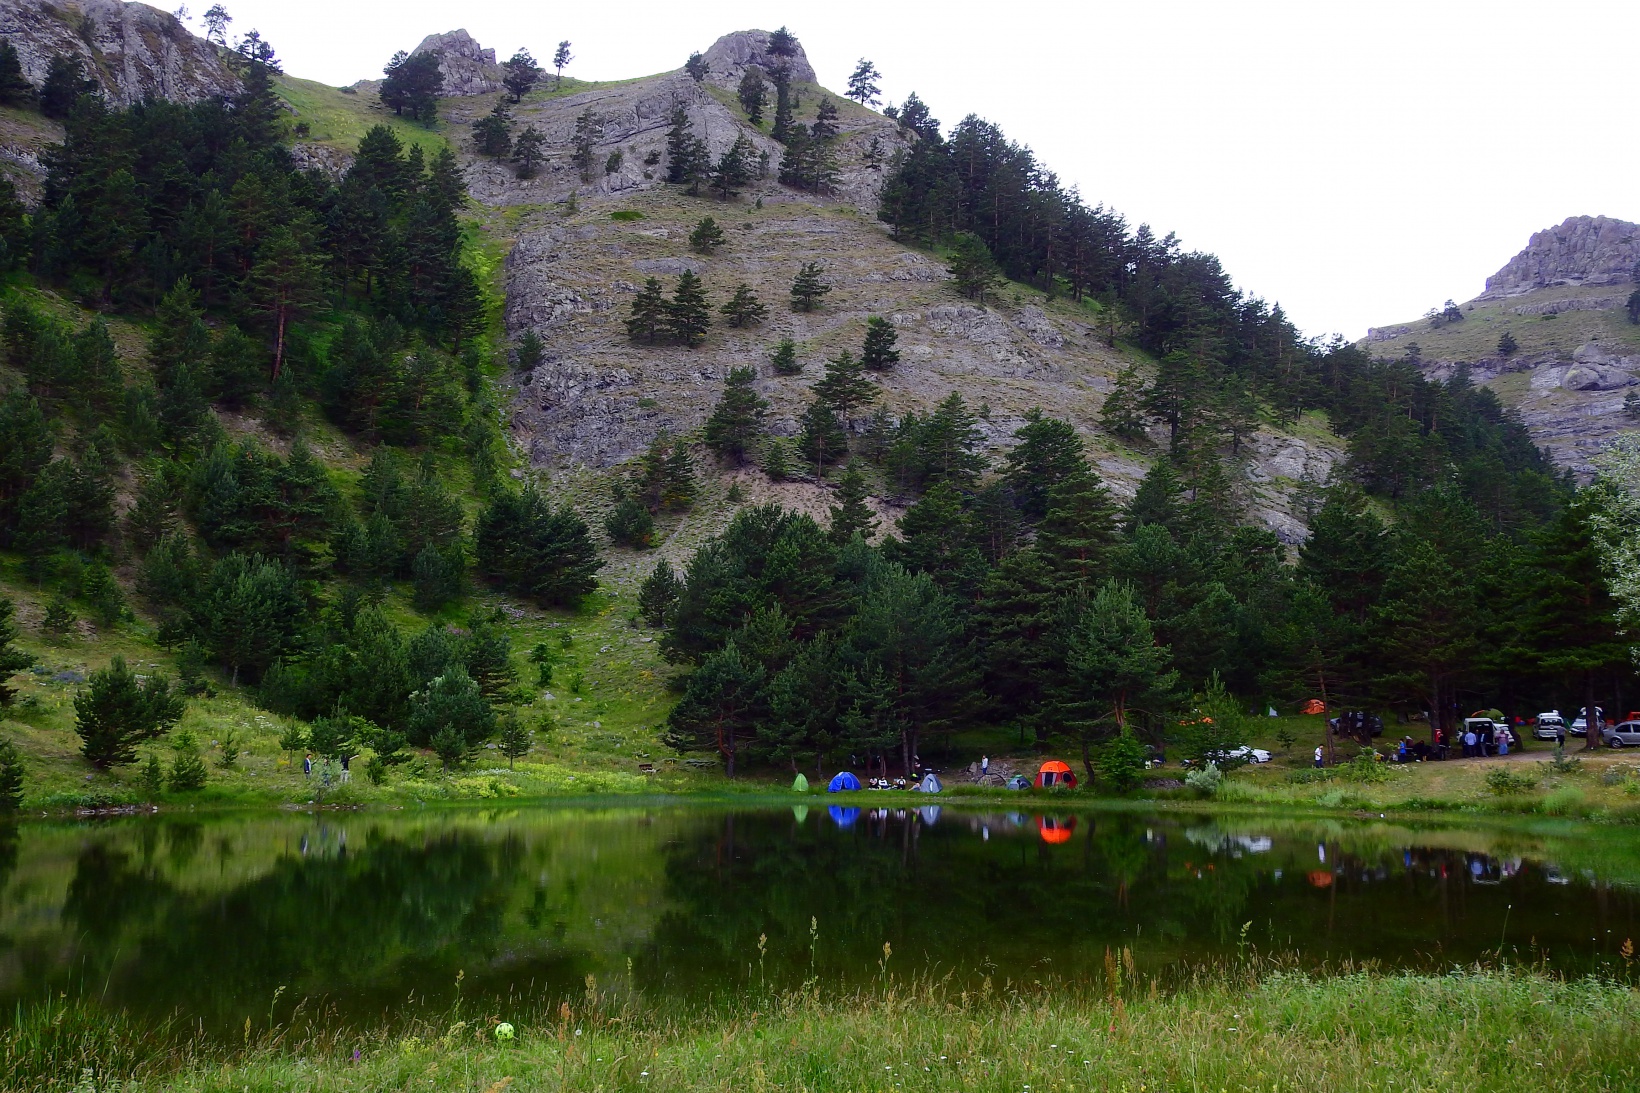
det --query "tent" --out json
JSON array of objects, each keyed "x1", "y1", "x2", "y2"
[
  {"x1": 792, "y1": 772, "x2": 809, "y2": 792},
  {"x1": 1300, "y1": 699, "x2": 1327, "y2": 715},
  {"x1": 918, "y1": 773, "x2": 942, "y2": 793},
  {"x1": 1038, "y1": 815, "x2": 1077, "y2": 844},
  {"x1": 1036, "y1": 760, "x2": 1077, "y2": 788},
  {"x1": 827, "y1": 771, "x2": 861, "y2": 793},
  {"x1": 828, "y1": 805, "x2": 861, "y2": 827},
  {"x1": 1006, "y1": 774, "x2": 1031, "y2": 791}
]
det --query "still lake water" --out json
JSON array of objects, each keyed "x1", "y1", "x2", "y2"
[{"x1": 1, "y1": 804, "x2": 1636, "y2": 1033}]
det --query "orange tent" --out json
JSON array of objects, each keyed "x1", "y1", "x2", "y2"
[
  {"x1": 1038, "y1": 815, "x2": 1077, "y2": 844},
  {"x1": 1036, "y1": 760, "x2": 1077, "y2": 788},
  {"x1": 1300, "y1": 699, "x2": 1327, "y2": 715}
]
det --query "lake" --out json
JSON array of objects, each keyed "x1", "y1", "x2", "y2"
[{"x1": 1, "y1": 804, "x2": 1636, "y2": 1035}]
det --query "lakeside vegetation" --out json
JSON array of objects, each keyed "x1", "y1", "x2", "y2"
[{"x1": 7, "y1": 964, "x2": 1637, "y2": 1092}]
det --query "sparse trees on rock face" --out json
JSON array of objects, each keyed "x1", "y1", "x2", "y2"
[
  {"x1": 791, "y1": 262, "x2": 831, "y2": 312},
  {"x1": 502, "y1": 49, "x2": 542, "y2": 102},
  {"x1": 202, "y1": 3, "x2": 232, "y2": 45},
  {"x1": 770, "y1": 338, "x2": 801, "y2": 374},
  {"x1": 1497, "y1": 331, "x2": 1518, "y2": 357},
  {"x1": 768, "y1": 26, "x2": 799, "y2": 57},
  {"x1": 665, "y1": 104, "x2": 710, "y2": 194},
  {"x1": 711, "y1": 135, "x2": 754, "y2": 200},
  {"x1": 553, "y1": 40, "x2": 573, "y2": 87},
  {"x1": 813, "y1": 350, "x2": 878, "y2": 427},
  {"x1": 947, "y1": 232, "x2": 1002, "y2": 302},
  {"x1": 738, "y1": 68, "x2": 767, "y2": 124},
  {"x1": 626, "y1": 278, "x2": 670, "y2": 343},
  {"x1": 684, "y1": 52, "x2": 709, "y2": 81},
  {"x1": 720, "y1": 284, "x2": 767, "y2": 327},
  {"x1": 40, "y1": 54, "x2": 96, "y2": 119},
  {"x1": 0, "y1": 42, "x2": 34, "y2": 108},
  {"x1": 847, "y1": 59, "x2": 882, "y2": 106},
  {"x1": 571, "y1": 109, "x2": 600, "y2": 179},
  {"x1": 668, "y1": 271, "x2": 712, "y2": 347},
  {"x1": 512, "y1": 125, "x2": 546, "y2": 178},
  {"x1": 1100, "y1": 364, "x2": 1149, "y2": 441}
]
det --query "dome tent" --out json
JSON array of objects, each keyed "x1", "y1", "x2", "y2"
[
  {"x1": 917, "y1": 773, "x2": 942, "y2": 793},
  {"x1": 792, "y1": 772, "x2": 809, "y2": 792},
  {"x1": 1006, "y1": 774, "x2": 1031, "y2": 790},
  {"x1": 1036, "y1": 760, "x2": 1077, "y2": 788},
  {"x1": 827, "y1": 771, "x2": 862, "y2": 793}
]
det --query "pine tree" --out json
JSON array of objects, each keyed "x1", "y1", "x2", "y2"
[
  {"x1": 720, "y1": 284, "x2": 767, "y2": 327},
  {"x1": 1061, "y1": 580, "x2": 1178, "y2": 772},
  {"x1": 1101, "y1": 365, "x2": 1149, "y2": 440},
  {"x1": 664, "y1": 639, "x2": 765, "y2": 776},
  {"x1": 639, "y1": 561, "x2": 682, "y2": 627},
  {"x1": 0, "y1": 736, "x2": 21, "y2": 812},
  {"x1": 74, "y1": 656, "x2": 187, "y2": 769},
  {"x1": 770, "y1": 66, "x2": 796, "y2": 144},
  {"x1": 711, "y1": 135, "x2": 754, "y2": 200},
  {"x1": 380, "y1": 50, "x2": 443, "y2": 123},
  {"x1": 667, "y1": 271, "x2": 712, "y2": 347},
  {"x1": 1036, "y1": 472, "x2": 1119, "y2": 587},
  {"x1": 571, "y1": 109, "x2": 600, "y2": 179},
  {"x1": 797, "y1": 397, "x2": 848, "y2": 479},
  {"x1": 499, "y1": 715, "x2": 531, "y2": 768},
  {"x1": 770, "y1": 338, "x2": 801, "y2": 374},
  {"x1": 916, "y1": 392, "x2": 986, "y2": 489},
  {"x1": 813, "y1": 351, "x2": 879, "y2": 426},
  {"x1": 42, "y1": 595, "x2": 75, "y2": 639},
  {"x1": 512, "y1": 126, "x2": 547, "y2": 179},
  {"x1": 1497, "y1": 331, "x2": 1518, "y2": 357},
  {"x1": 790, "y1": 262, "x2": 831, "y2": 312},
  {"x1": 664, "y1": 105, "x2": 709, "y2": 192},
  {"x1": 502, "y1": 49, "x2": 542, "y2": 102},
  {"x1": 1004, "y1": 410, "x2": 1088, "y2": 520},
  {"x1": 684, "y1": 52, "x2": 709, "y2": 82},
  {"x1": 846, "y1": 59, "x2": 882, "y2": 106},
  {"x1": 553, "y1": 41, "x2": 573, "y2": 87},
  {"x1": 763, "y1": 438, "x2": 791, "y2": 481},
  {"x1": 947, "y1": 233, "x2": 1002, "y2": 301},
  {"x1": 472, "y1": 101, "x2": 513, "y2": 157},
  {"x1": 0, "y1": 41, "x2": 33, "y2": 108},
  {"x1": 39, "y1": 54, "x2": 95, "y2": 119},
  {"x1": 737, "y1": 68, "x2": 767, "y2": 124},
  {"x1": 829, "y1": 463, "x2": 878, "y2": 543},
  {"x1": 605, "y1": 496, "x2": 655, "y2": 548},
  {"x1": 626, "y1": 278, "x2": 670, "y2": 343},
  {"x1": 690, "y1": 216, "x2": 726, "y2": 254},
  {"x1": 860, "y1": 316, "x2": 900, "y2": 370},
  {"x1": 0, "y1": 597, "x2": 33, "y2": 706},
  {"x1": 811, "y1": 98, "x2": 840, "y2": 142},
  {"x1": 249, "y1": 227, "x2": 325, "y2": 380},
  {"x1": 662, "y1": 443, "x2": 697, "y2": 511},
  {"x1": 703, "y1": 366, "x2": 768, "y2": 464}
]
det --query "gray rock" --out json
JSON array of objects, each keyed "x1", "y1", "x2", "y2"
[
  {"x1": 412, "y1": 29, "x2": 501, "y2": 96},
  {"x1": 699, "y1": 30, "x2": 817, "y2": 90},
  {"x1": 1480, "y1": 215, "x2": 1640, "y2": 299},
  {"x1": 1560, "y1": 365, "x2": 1635, "y2": 392},
  {"x1": 0, "y1": 0, "x2": 240, "y2": 105}
]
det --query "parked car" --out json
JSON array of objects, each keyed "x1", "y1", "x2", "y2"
[
  {"x1": 1601, "y1": 721, "x2": 1640, "y2": 748},
  {"x1": 1571, "y1": 707, "x2": 1603, "y2": 736},
  {"x1": 1206, "y1": 745, "x2": 1272, "y2": 765},
  {"x1": 1533, "y1": 712, "x2": 1567, "y2": 741}
]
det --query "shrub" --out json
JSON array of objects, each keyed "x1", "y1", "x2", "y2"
[
  {"x1": 609, "y1": 210, "x2": 645, "y2": 221},
  {"x1": 1485, "y1": 767, "x2": 1536, "y2": 795},
  {"x1": 1183, "y1": 761, "x2": 1222, "y2": 798},
  {"x1": 1544, "y1": 786, "x2": 1586, "y2": 816},
  {"x1": 167, "y1": 730, "x2": 208, "y2": 791}
]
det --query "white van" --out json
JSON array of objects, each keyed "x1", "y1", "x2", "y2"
[{"x1": 1534, "y1": 712, "x2": 1566, "y2": 741}]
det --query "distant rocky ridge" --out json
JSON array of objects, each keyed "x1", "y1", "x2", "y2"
[
  {"x1": 411, "y1": 28, "x2": 502, "y2": 97},
  {"x1": 1480, "y1": 215, "x2": 1640, "y2": 299},
  {"x1": 0, "y1": 0, "x2": 238, "y2": 105}
]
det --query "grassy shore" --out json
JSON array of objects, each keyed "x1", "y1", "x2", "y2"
[{"x1": 8, "y1": 964, "x2": 1637, "y2": 1092}]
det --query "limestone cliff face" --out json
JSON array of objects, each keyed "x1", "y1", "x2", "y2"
[
  {"x1": 0, "y1": 0, "x2": 239, "y2": 105},
  {"x1": 1481, "y1": 215, "x2": 1640, "y2": 299},
  {"x1": 1363, "y1": 214, "x2": 1640, "y2": 476},
  {"x1": 411, "y1": 29, "x2": 502, "y2": 97},
  {"x1": 699, "y1": 29, "x2": 818, "y2": 91}
]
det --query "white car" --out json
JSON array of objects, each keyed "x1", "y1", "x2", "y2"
[
  {"x1": 1571, "y1": 707, "x2": 1603, "y2": 736},
  {"x1": 1208, "y1": 745, "x2": 1272, "y2": 765},
  {"x1": 1533, "y1": 712, "x2": 1566, "y2": 741}
]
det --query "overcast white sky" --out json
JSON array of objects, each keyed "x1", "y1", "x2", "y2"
[{"x1": 186, "y1": 0, "x2": 1640, "y2": 341}]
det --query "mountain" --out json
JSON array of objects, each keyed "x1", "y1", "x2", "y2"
[
  {"x1": 1364, "y1": 215, "x2": 1640, "y2": 475},
  {"x1": 0, "y1": 0, "x2": 237, "y2": 103}
]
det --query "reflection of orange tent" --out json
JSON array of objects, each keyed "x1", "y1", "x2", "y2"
[
  {"x1": 1036, "y1": 760, "x2": 1077, "y2": 788},
  {"x1": 1307, "y1": 871, "x2": 1334, "y2": 888},
  {"x1": 1038, "y1": 815, "x2": 1077, "y2": 844},
  {"x1": 1300, "y1": 699, "x2": 1327, "y2": 715}
]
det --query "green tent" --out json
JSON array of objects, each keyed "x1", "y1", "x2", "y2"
[{"x1": 792, "y1": 772, "x2": 809, "y2": 792}]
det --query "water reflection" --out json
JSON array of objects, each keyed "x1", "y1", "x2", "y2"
[{"x1": 0, "y1": 807, "x2": 1636, "y2": 1034}]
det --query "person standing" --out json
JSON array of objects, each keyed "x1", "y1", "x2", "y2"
[
  {"x1": 981, "y1": 755, "x2": 990, "y2": 779},
  {"x1": 1497, "y1": 727, "x2": 1510, "y2": 757},
  {"x1": 303, "y1": 752, "x2": 313, "y2": 779},
  {"x1": 1314, "y1": 745, "x2": 1324, "y2": 768},
  {"x1": 340, "y1": 753, "x2": 351, "y2": 783}
]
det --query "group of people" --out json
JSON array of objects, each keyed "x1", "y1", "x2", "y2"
[
  {"x1": 867, "y1": 777, "x2": 911, "y2": 790},
  {"x1": 302, "y1": 752, "x2": 354, "y2": 783}
]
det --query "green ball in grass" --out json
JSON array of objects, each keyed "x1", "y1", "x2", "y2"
[{"x1": 495, "y1": 1022, "x2": 515, "y2": 1042}]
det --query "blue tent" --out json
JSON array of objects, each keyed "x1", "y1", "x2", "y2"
[
  {"x1": 827, "y1": 771, "x2": 862, "y2": 792},
  {"x1": 828, "y1": 805, "x2": 861, "y2": 827}
]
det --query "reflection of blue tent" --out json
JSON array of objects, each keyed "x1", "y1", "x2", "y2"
[
  {"x1": 918, "y1": 773, "x2": 942, "y2": 793},
  {"x1": 828, "y1": 805, "x2": 861, "y2": 827},
  {"x1": 919, "y1": 805, "x2": 942, "y2": 825},
  {"x1": 828, "y1": 771, "x2": 862, "y2": 792}
]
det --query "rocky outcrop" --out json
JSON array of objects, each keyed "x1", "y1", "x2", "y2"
[
  {"x1": 1480, "y1": 215, "x2": 1640, "y2": 299},
  {"x1": 0, "y1": 0, "x2": 239, "y2": 105},
  {"x1": 411, "y1": 28, "x2": 501, "y2": 97},
  {"x1": 699, "y1": 29, "x2": 817, "y2": 90}
]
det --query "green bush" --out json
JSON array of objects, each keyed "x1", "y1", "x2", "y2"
[
  {"x1": 1485, "y1": 767, "x2": 1537, "y2": 795},
  {"x1": 167, "y1": 730, "x2": 208, "y2": 792},
  {"x1": 609, "y1": 210, "x2": 645, "y2": 221},
  {"x1": 1183, "y1": 761, "x2": 1222, "y2": 797}
]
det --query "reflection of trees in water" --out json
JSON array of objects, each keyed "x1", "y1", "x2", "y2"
[{"x1": 46, "y1": 823, "x2": 592, "y2": 1029}]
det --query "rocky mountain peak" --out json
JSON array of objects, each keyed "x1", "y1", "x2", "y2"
[
  {"x1": 0, "y1": 0, "x2": 239, "y2": 105},
  {"x1": 412, "y1": 28, "x2": 501, "y2": 96},
  {"x1": 1480, "y1": 214, "x2": 1640, "y2": 300},
  {"x1": 700, "y1": 29, "x2": 818, "y2": 90}
]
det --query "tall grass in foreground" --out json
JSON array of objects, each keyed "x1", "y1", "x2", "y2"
[{"x1": 7, "y1": 958, "x2": 1639, "y2": 1092}]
